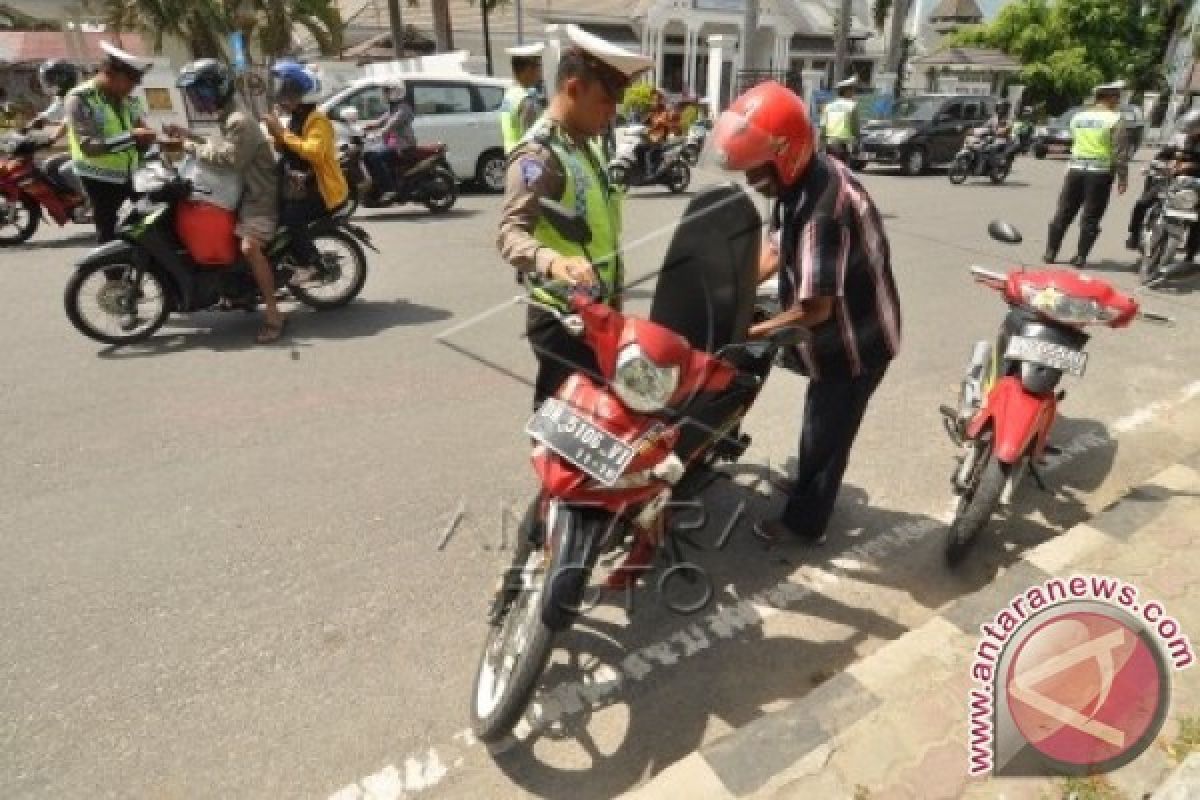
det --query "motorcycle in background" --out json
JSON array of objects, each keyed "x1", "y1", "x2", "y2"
[
  {"x1": 0, "y1": 134, "x2": 91, "y2": 246},
  {"x1": 335, "y1": 108, "x2": 457, "y2": 215},
  {"x1": 939, "y1": 221, "x2": 1171, "y2": 565},
  {"x1": 948, "y1": 128, "x2": 1013, "y2": 185},
  {"x1": 608, "y1": 124, "x2": 691, "y2": 193},
  {"x1": 681, "y1": 119, "x2": 710, "y2": 166},
  {"x1": 1135, "y1": 163, "x2": 1200, "y2": 286},
  {"x1": 470, "y1": 186, "x2": 803, "y2": 741}
]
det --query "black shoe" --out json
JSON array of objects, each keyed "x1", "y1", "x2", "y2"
[
  {"x1": 753, "y1": 518, "x2": 828, "y2": 546},
  {"x1": 1070, "y1": 254, "x2": 1086, "y2": 267},
  {"x1": 1042, "y1": 251, "x2": 1057, "y2": 264}
]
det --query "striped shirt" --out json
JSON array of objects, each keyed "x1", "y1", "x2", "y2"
[{"x1": 773, "y1": 155, "x2": 902, "y2": 380}]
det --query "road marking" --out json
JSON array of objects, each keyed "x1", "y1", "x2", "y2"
[{"x1": 325, "y1": 376, "x2": 1200, "y2": 798}]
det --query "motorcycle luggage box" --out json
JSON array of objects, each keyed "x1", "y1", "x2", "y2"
[
  {"x1": 649, "y1": 183, "x2": 761, "y2": 354},
  {"x1": 174, "y1": 199, "x2": 238, "y2": 267}
]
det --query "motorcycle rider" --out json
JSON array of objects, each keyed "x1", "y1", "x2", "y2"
[
  {"x1": 63, "y1": 42, "x2": 156, "y2": 244},
  {"x1": 712, "y1": 81, "x2": 902, "y2": 545},
  {"x1": 496, "y1": 24, "x2": 652, "y2": 408},
  {"x1": 166, "y1": 59, "x2": 285, "y2": 344},
  {"x1": 501, "y1": 43, "x2": 545, "y2": 154},
  {"x1": 1043, "y1": 80, "x2": 1131, "y2": 267},
  {"x1": 361, "y1": 82, "x2": 415, "y2": 204},
  {"x1": 637, "y1": 91, "x2": 679, "y2": 177},
  {"x1": 25, "y1": 59, "x2": 82, "y2": 194},
  {"x1": 1126, "y1": 108, "x2": 1200, "y2": 258},
  {"x1": 985, "y1": 99, "x2": 1014, "y2": 161},
  {"x1": 821, "y1": 76, "x2": 860, "y2": 164}
]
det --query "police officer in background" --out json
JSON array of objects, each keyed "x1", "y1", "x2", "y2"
[
  {"x1": 64, "y1": 42, "x2": 156, "y2": 244},
  {"x1": 1043, "y1": 80, "x2": 1131, "y2": 267},
  {"x1": 496, "y1": 24, "x2": 651, "y2": 408},
  {"x1": 1127, "y1": 108, "x2": 1200, "y2": 256},
  {"x1": 500, "y1": 43, "x2": 545, "y2": 154},
  {"x1": 821, "y1": 76, "x2": 860, "y2": 164}
]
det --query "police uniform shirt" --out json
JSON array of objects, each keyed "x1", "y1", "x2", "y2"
[{"x1": 63, "y1": 86, "x2": 147, "y2": 160}]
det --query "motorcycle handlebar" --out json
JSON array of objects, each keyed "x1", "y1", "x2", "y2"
[{"x1": 969, "y1": 265, "x2": 1007, "y2": 284}]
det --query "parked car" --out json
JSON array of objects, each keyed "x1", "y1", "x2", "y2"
[
  {"x1": 1032, "y1": 104, "x2": 1146, "y2": 159},
  {"x1": 859, "y1": 94, "x2": 997, "y2": 175},
  {"x1": 321, "y1": 73, "x2": 513, "y2": 192}
]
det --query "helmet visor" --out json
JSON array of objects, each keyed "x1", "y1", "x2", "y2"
[{"x1": 711, "y1": 109, "x2": 776, "y2": 172}]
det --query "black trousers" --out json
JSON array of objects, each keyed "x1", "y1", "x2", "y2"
[
  {"x1": 1129, "y1": 176, "x2": 1157, "y2": 235},
  {"x1": 80, "y1": 177, "x2": 133, "y2": 244},
  {"x1": 1047, "y1": 169, "x2": 1114, "y2": 258},
  {"x1": 526, "y1": 306, "x2": 601, "y2": 410},
  {"x1": 782, "y1": 365, "x2": 888, "y2": 538},
  {"x1": 280, "y1": 195, "x2": 331, "y2": 265}
]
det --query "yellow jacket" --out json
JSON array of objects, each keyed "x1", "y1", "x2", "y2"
[{"x1": 274, "y1": 109, "x2": 348, "y2": 210}]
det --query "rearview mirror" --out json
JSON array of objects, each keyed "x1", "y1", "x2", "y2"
[
  {"x1": 987, "y1": 220, "x2": 1023, "y2": 245},
  {"x1": 538, "y1": 197, "x2": 592, "y2": 246}
]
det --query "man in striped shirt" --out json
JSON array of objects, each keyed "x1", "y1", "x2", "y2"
[{"x1": 713, "y1": 82, "x2": 902, "y2": 544}]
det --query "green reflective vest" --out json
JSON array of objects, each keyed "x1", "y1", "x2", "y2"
[
  {"x1": 523, "y1": 122, "x2": 622, "y2": 312},
  {"x1": 1070, "y1": 108, "x2": 1121, "y2": 169},
  {"x1": 66, "y1": 79, "x2": 142, "y2": 184},
  {"x1": 822, "y1": 98, "x2": 857, "y2": 142},
  {"x1": 501, "y1": 84, "x2": 538, "y2": 154}
]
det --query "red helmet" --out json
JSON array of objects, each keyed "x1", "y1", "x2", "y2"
[{"x1": 712, "y1": 81, "x2": 814, "y2": 185}]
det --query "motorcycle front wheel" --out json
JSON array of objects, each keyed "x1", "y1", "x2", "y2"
[
  {"x1": 423, "y1": 167, "x2": 458, "y2": 214},
  {"x1": 608, "y1": 164, "x2": 629, "y2": 191},
  {"x1": 1139, "y1": 228, "x2": 1176, "y2": 286},
  {"x1": 64, "y1": 262, "x2": 171, "y2": 345},
  {"x1": 948, "y1": 157, "x2": 970, "y2": 185},
  {"x1": 666, "y1": 162, "x2": 691, "y2": 193},
  {"x1": 989, "y1": 160, "x2": 1011, "y2": 184},
  {"x1": 0, "y1": 196, "x2": 40, "y2": 246},
  {"x1": 945, "y1": 441, "x2": 1009, "y2": 566},
  {"x1": 288, "y1": 229, "x2": 368, "y2": 310}
]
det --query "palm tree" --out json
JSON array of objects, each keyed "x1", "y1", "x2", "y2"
[{"x1": 85, "y1": 0, "x2": 227, "y2": 58}]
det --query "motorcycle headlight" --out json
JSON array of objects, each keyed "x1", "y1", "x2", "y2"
[
  {"x1": 132, "y1": 164, "x2": 169, "y2": 194},
  {"x1": 613, "y1": 344, "x2": 679, "y2": 413},
  {"x1": 1168, "y1": 188, "x2": 1199, "y2": 210},
  {"x1": 1019, "y1": 284, "x2": 1117, "y2": 326}
]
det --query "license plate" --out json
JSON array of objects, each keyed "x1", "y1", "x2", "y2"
[
  {"x1": 1005, "y1": 335, "x2": 1088, "y2": 376},
  {"x1": 525, "y1": 398, "x2": 637, "y2": 486},
  {"x1": 1165, "y1": 209, "x2": 1199, "y2": 221}
]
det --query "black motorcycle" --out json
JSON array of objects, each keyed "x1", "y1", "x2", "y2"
[
  {"x1": 608, "y1": 126, "x2": 691, "y2": 193},
  {"x1": 64, "y1": 158, "x2": 374, "y2": 346},
  {"x1": 948, "y1": 127, "x2": 1014, "y2": 185},
  {"x1": 341, "y1": 135, "x2": 457, "y2": 215},
  {"x1": 1137, "y1": 165, "x2": 1200, "y2": 286}
]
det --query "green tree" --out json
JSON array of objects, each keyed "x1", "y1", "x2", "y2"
[{"x1": 944, "y1": 0, "x2": 1172, "y2": 113}]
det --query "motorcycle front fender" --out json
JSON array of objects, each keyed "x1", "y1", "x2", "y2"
[
  {"x1": 966, "y1": 375, "x2": 1056, "y2": 465},
  {"x1": 76, "y1": 239, "x2": 136, "y2": 269}
]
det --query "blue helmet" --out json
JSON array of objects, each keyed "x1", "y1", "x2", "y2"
[{"x1": 271, "y1": 61, "x2": 321, "y2": 102}]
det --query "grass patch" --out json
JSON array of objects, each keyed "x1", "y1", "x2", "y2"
[
  {"x1": 1165, "y1": 714, "x2": 1200, "y2": 764},
  {"x1": 1054, "y1": 775, "x2": 1124, "y2": 800}
]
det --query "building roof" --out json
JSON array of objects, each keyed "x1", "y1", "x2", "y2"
[
  {"x1": 0, "y1": 30, "x2": 148, "y2": 65},
  {"x1": 914, "y1": 46, "x2": 1019, "y2": 69},
  {"x1": 928, "y1": 0, "x2": 983, "y2": 21}
]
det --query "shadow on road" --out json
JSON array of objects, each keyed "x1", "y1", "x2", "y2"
[
  {"x1": 356, "y1": 208, "x2": 482, "y2": 224},
  {"x1": 94, "y1": 299, "x2": 452, "y2": 359},
  {"x1": 5, "y1": 230, "x2": 95, "y2": 252}
]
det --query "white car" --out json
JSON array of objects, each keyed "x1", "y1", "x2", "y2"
[{"x1": 320, "y1": 73, "x2": 513, "y2": 192}]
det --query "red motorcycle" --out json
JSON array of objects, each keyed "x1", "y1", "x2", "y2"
[
  {"x1": 469, "y1": 186, "x2": 802, "y2": 741},
  {"x1": 0, "y1": 135, "x2": 90, "y2": 246},
  {"x1": 940, "y1": 221, "x2": 1171, "y2": 564}
]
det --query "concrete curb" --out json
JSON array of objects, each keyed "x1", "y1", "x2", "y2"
[{"x1": 620, "y1": 451, "x2": 1200, "y2": 800}]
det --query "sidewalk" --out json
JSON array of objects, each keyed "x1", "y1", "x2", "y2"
[{"x1": 622, "y1": 453, "x2": 1200, "y2": 800}]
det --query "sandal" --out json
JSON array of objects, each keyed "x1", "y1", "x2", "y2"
[{"x1": 255, "y1": 316, "x2": 288, "y2": 344}]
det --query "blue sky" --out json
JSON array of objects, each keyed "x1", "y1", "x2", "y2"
[{"x1": 979, "y1": 0, "x2": 1007, "y2": 18}]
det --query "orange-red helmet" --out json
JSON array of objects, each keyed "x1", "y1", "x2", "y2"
[{"x1": 712, "y1": 81, "x2": 815, "y2": 185}]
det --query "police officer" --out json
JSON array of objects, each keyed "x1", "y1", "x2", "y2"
[
  {"x1": 1127, "y1": 109, "x2": 1200, "y2": 254},
  {"x1": 821, "y1": 76, "x2": 859, "y2": 164},
  {"x1": 500, "y1": 42, "x2": 545, "y2": 154},
  {"x1": 1043, "y1": 80, "x2": 1131, "y2": 267},
  {"x1": 496, "y1": 24, "x2": 651, "y2": 408},
  {"x1": 64, "y1": 42, "x2": 155, "y2": 244}
]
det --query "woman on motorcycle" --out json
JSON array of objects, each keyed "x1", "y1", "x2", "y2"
[{"x1": 262, "y1": 62, "x2": 348, "y2": 286}]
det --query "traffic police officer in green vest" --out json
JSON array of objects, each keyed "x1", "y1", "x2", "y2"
[
  {"x1": 63, "y1": 42, "x2": 156, "y2": 244},
  {"x1": 1043, "y1": 80, "x2": 1131, "y2": 267},
  {"x1": 500, "y1": 42, "x2": 546, "y2": 154},
  {"x1": 497, "y1": 24, "x2": 652, "y2": 408},
  {"x1": 821, "y1": 76, "x2": 860, "y2": 164}
]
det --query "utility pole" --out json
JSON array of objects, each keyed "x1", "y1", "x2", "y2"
[
  {"x1": 833, "y1": 0, "x2": 851, "y2": 83},
  {"x1": 739, "y1": 0, "x2": 758, "y2": 90},
  {"x1": 516, "y1": 0, "x2": 524, "y2": 45},
  {"x1": 387, "y1": 0, "x2": 405, "y2": 58},
  {"x1": 481, "y1": 0, "x2": 494, "y2": 75}
]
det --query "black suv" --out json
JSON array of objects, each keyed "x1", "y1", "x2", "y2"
[{"x1": 859, "y1": 94, "x2": 997, "y2": 175}]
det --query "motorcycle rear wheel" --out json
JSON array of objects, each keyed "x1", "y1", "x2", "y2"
[
  {"x1": 945, "y1": 443, "x2": 1009, "y2": 566},
  {"x1": 0, "y1": 196, "x2": 40, "y2": 246},
  {"x1": 1139, "y1": 228, "x2": 1175, "y2": 286},
  {"x1": 948, "y1": 158, "x2": 969, "y2": 185},
  {"x1": 288, "y1": 229, "x2": 368, "y2": 310}
]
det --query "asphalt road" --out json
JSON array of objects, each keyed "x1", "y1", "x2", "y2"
[{"x1": 2, "y1": 153, "x2": 1199, "y2": 800}]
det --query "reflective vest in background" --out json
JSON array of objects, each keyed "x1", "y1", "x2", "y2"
[
  {"x1": 1070, "y1": 108, "x2": 1121, "y2": 169},
  {"x1": 522, "y1": 123, "x2": 622, "y2": 312},
  {"x1": 822, "y1": 98, "x2": 857, "y2": 142},
  {"x1": 501, "y1": 85, "x2": 538, "y2": 154},
  {"x1": 66, "y1": 79, "x2": 142, "y2": 184}
]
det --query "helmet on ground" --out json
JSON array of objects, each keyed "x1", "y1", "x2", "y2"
[
  {"x1": 39, "y1": 59, "x2": 80, "y2": 96},
  {"x1": 712, "y1": 81, "x2": 814, "y2": 185},
  {"x1": 271, "y1": 61, "x2": 322, "y2": 103},
  {"x1": 177, "y1": 58, "x2": 235, "y2": 113}
]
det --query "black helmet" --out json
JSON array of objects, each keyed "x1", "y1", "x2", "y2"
[
  {"x1": 1176, "y1": 108, "x2": 1200, "y2": 137},
  {"x1": 176, "y1": 58, "x2": 235, "y2": 112},
  {"x1": 39, "y1": 59, "x2": 80, "y2": 96}
]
